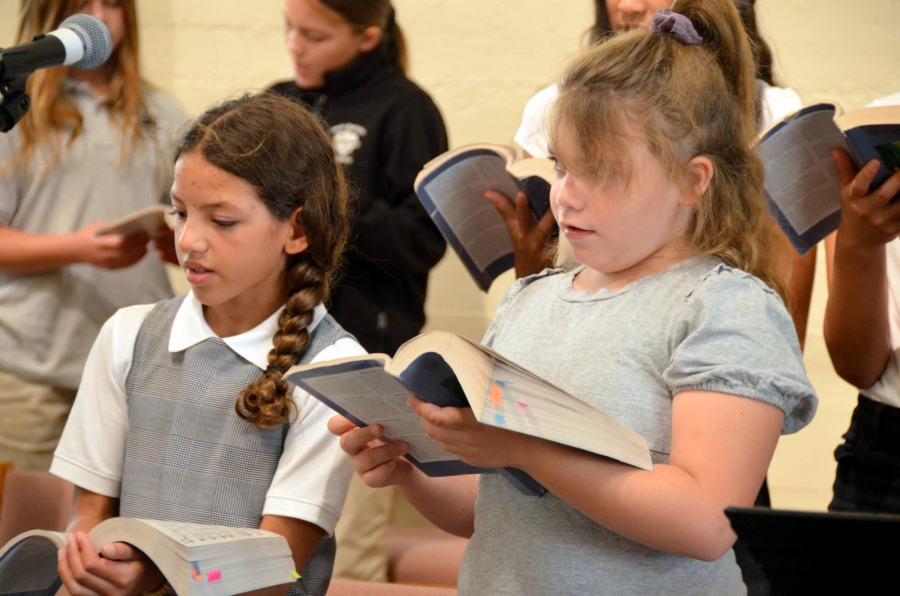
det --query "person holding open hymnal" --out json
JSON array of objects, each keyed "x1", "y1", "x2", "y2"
[
  {"x1": 47, "y1": 94, "x2": 363, "y2": 596},
  {"x1": 799, "y1": 90, "x2": 900, "y2": 516},
  {"x1": 330, "y1": 3, "x2": 817, "y2": 595},
  {"x1": 487, "y1": 0, "x2": 803, "y2": 282},
  {"x1": 0, "y1": 0, "x2": 186, "y2": 473}
]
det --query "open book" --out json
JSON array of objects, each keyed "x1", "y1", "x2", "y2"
[
  {"x1": 414, "y1": 144, "x2": 555, "y2": 291},
  {"x1": 0, "y1": 519, "x2": 295, "y2": 596},
  {"x1": 285, "y1": 331, "x2": 653, "y2": 498},
  {"x1": 759, "y1": 101, "x2": 900, "y2": 255},
  {"x1": 96, "y1": 204, "x2": 173, "y2": 236}
]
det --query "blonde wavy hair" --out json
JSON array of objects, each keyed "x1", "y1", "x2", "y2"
[
  {"x1": 12, "y1": 0, "x2": 147, "y2": 171},
  {"x1": 550, "y1": 0, "x2": 788, "y2": 301}
]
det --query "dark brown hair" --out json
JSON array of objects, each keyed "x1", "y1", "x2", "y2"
[
  {"x1": 552, "y1": 0, "x2": 787, "y2": 301},
  {"x1": 13, "y1": 0, "x2": 146, "y2": 170},
  {"x1": 592, "y1": 1, "x2": 780, "y2": 84},
  {"x1": 589, "y1": 0, "x2": 614, "y2": 43},
  {"x1": 321, "y1": 0, "x2": 407, "y2": 73},
  {"x1": 736, "y1": 0, "x2": 778, "y2": 87},
  {"x1": 176, "y1": 93, "x2": 349, "y2": 429}
]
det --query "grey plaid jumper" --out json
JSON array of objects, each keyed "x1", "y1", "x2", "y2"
[{"x1": 121, "y1": 295, "x2": 353, "y2": 596}]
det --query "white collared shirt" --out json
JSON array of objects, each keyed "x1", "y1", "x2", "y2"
[{"x1": 50, "y1": 292, "x2": 365, "y2": 534}]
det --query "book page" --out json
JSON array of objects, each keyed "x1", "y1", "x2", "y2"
[
  {"x1": 96, "y1": 204, "x2": 171, "y2": 236},
  {"x1": 418, "y1": 153, "x2": 520, "y2": 271},
  {"x1": 138, "y1": 520, "x2": 277, "y2": 546},
  {"x1": 759, "y1": 106, "x2": 848, "y2": 237},
  {"x1": 478, "y1": 359, "x2": 653, "y2": 471},
  {"x1": 289, "y1": 362, "x2": 458, "y2": 463}
]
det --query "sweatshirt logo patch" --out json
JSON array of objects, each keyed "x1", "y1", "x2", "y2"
[{"x1": 330, "y1": 123, "x2": 367, "y2": 165}]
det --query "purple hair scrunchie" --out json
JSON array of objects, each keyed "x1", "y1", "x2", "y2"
[{"x1": 649, "y1": 9, "x2": 703, "y2": 46}]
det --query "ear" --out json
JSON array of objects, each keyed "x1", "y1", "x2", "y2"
[
  {"x1": 358, "y1": 26, "x2": 383, "y2": 53},
  {"x1": 284, "y1": 207, "x2": 309, "y2": 255},
  {"x1": 681, "y1": 155, "x2": 714, "y2": 206}
]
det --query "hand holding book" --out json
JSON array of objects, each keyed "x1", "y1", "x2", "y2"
[
  {"x1": 58, "y1": 532, "x2": 165, "y2": 596},
  {"x1": 483, "y1": 189, "x2": 557, "y2": 279},
  {"x1": 406, "y1": 395, "x2": 542, "y2": 472},
  {"x1": 831, "y1": 148, "x2": 900, "y2": 249}
]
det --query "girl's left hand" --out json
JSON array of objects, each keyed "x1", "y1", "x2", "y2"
[
  {"x1": 57, "y1": 532, "x2": 165, "y2": 596},
  {"x1": 409, "y1": 397, "x2": 537, "y2": 470}
]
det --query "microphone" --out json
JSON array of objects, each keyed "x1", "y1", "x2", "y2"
[{"x1": 0, "y1": 14, "x2": 112, "y2": 80}]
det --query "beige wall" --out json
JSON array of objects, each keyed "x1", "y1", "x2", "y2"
[{"x1": 4, "y1": 0, "x2": 900, "y2": 510}]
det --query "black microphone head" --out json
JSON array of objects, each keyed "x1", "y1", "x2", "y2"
[{"x1": 59, "y1": 14, "x2": 112, "y2": 70}]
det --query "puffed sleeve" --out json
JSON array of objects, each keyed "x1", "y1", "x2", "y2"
[{"x1": 663, "y1": 265, "x2": 817, "y2": 434}]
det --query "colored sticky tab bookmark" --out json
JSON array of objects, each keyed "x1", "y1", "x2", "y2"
[
  {"x1": 517, "y1": 401, "x2": 529, "y2": 411},
  {"x1": 191, "y1": 562, "x2": 201, "y2": 580},
  {"x1": 291, "y1": 571, "x2": 302, "y2": 580},
  {"x1": 494, "y1": 414, "x2": 505, "y2": 424},
  {"x1": 489, "y1": 384, "x2": 502, "y2": 406},
  {"x1": 207, "y1": 570, "x2": 221, "y2": 582}
]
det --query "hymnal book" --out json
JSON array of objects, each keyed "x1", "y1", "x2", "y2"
[
  {"x1": 414, "y1": 144, "x2": 554, "y2": 291},
  {"x1": 96, "y1": 204, "x2": 172, "y2": 236},
  {"x1": 759, "y1": 102, "x2": 900, "y2": 255},
  {"x1": 0, "y1": 519, "x2": 295, "y2": 596},
  {"x1": 285, "y1": 331, "x2": 653, "y2": 498}
]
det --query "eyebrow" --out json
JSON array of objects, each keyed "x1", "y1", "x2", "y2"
[{"x1": 169, "y1": 194, "x2": 236, "y2": 211}]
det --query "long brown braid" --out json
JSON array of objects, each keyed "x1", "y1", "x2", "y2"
[{"x1": 175, "y1": 93, "x2": 349, "y2": 428}]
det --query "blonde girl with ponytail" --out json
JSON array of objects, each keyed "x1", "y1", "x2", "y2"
[
  {"x1": 50, "y1": 93, "x2": 364, "y2": 596},
  {"x1": 331, "y1": 2, "x2": 817, "y2": 594}
]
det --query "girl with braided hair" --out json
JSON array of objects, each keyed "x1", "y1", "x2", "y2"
[{"x1": 49, "y1": 93, "x2": 365, "y2": 596}]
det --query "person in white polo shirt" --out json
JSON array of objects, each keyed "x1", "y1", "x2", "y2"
[{"x1": 0, "y1": 0, "x2": 186, "y2": 471}]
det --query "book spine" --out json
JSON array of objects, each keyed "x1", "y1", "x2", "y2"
[{"x1": 499, "y1": 467, "x2": 547, "y2": 498}]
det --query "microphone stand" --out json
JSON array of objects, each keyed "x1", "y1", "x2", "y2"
[{"x1": 0, "y1": 52, "x2": 32, "y2": 133}]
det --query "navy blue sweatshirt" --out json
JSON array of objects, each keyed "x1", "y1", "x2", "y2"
[{"x1": 270, "y1": 49, "x2": 448, "y2": 354}]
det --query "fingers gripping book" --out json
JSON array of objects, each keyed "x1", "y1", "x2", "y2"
[
  {"x1": 759, "y1": 102, "x2": 900, "y2": 255},
  {"x1": 285, "y1": 331, "x2": 653, "y2": 498},
  {"x1": 414, "y1": 144, "x2": 555, "y2": 291},
  {"x1": 0, "y1": 519, "x2": 295, "y2": 596}
]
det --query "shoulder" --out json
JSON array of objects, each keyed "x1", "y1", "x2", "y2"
[
  {"x1": 757, "y1": 80, "x2": 803, "y2": 129},
  {"x1": 102, "y1": 303, "x2": 160, "y2": 355},
  {"x1": 867, "y1": 91, "x2": 900, "y2": 108},
  {"x1": 684, "y1": 263, "x2": 787, "y2": 324},
  {"x1": 482, "y1": 268, "x2": 566, "y2": 347},
  {"x1": 383, "y1": 76, "x2": 443, "y2": 120},
  {"x1": 523, "y1": 83, "x2": 560, "y2": 118},
  {"x1": 140, "y1": 84, "x2": 188, "y2": 138},
  {"x1": 268, "y1": 79, "x2": 302, "y2": 99},
  {"x1": 310, "y1": 337, "x2": 367, "y2": 364},
  {"x1": 506, "y1": 267, "x2": 566, "y2": 303}
]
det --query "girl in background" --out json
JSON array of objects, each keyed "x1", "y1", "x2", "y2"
[
  {"x1": 270, "y1": 1, "x2": 448, "y2": 581},
  {"x1": 51, "y1": 93, "x2": 363, "y2": 596},
  {"x1": 332, "y1": 2, "x2": 816, "y2": 594},
  {"x1": 0, "y1": 0, "x2": 185, "y2": 471},
  {"x1": 491, "y1": 0, "x2": 804, "y2": 282},
  {"x1": 271, "y1": 0, "x2": 447, "y2": 357}
]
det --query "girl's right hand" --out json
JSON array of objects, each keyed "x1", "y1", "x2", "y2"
[
  {"x1": 70, "y1": 221, "x2": 150, "y2": 270},
  {"x1": 832, "y1": 148, "x2": 900, "y2": 248},
  {"x1": 327, "y1": 416, "x2": 414, "y2": 488}
]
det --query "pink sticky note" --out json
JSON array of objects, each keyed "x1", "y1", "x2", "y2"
[
  {"x1": 517, "y1": 401, "x2": 528, "y2": 410},
  {"x1": 207, "y1": 570, "x2": 222, "y2": 582}
]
